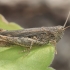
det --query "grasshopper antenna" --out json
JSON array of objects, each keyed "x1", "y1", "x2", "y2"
[
  {"x1": 64, "y1": 11, "x2": 70, "y2": 28},
  {"x1": 63, "y1": 11, "x2": 70, "y2": 30}
]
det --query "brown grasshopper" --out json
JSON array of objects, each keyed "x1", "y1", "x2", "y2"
[{"x1": 0, "y1": 11, "x2": 70, "y2": 48}]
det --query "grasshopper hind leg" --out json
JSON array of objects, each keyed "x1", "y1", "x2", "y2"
[
  {"x1": 0, "y1": 35, "x2": 47, "y2": 55},
  {"x1": 0, "y1": 35, "x2": 45, "y2": 48}
]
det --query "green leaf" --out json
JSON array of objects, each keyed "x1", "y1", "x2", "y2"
[
  {"x1": 0, "y1": 15, "x2": 55, "y2": 70},
  {"x1": 0, "y1": 44, "x2": 55, "y2": 70},
  {"x1": 0, "y1": 14, "x2": 22, "y2": 30}
]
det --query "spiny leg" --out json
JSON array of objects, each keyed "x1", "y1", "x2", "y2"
[
  {"x1": 0, "y1": 35, "x2": 46, "y2": 52},
  {"x1": 0, "y1": 35, "x2": 34, "y2": 54}
]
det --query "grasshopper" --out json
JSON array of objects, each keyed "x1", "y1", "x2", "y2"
[{"x1": 0, "y1": 11, "x2": 70, "y2": 49}]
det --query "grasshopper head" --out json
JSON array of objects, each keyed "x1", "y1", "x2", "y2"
[{"x1": 51, "y1": 26, "x2": 64, "y2": 43}]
